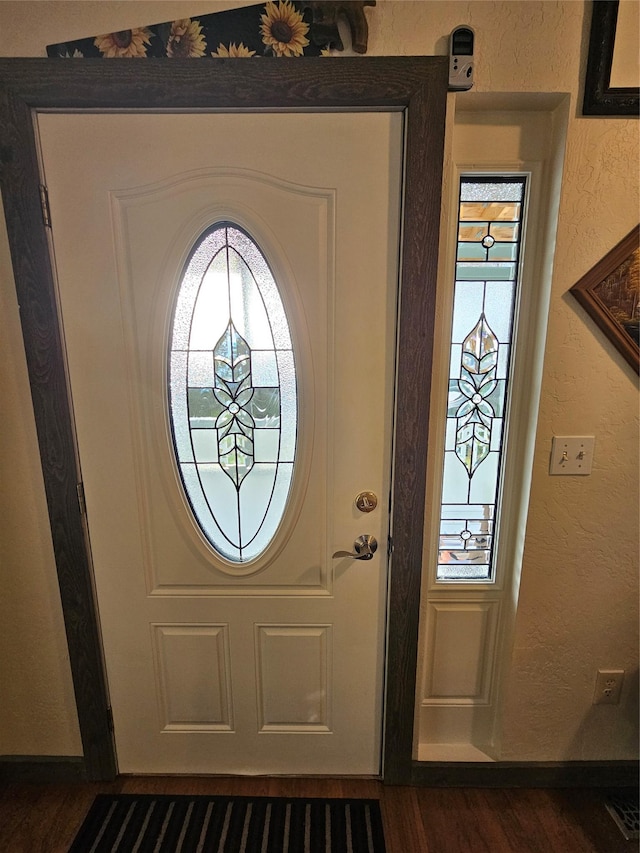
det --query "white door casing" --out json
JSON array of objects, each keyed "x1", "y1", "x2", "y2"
[{"x1": 38, "y1": 112, "x2": 402, "y2": 775}]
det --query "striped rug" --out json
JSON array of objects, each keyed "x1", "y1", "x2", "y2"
[{"x1": 68, "y1": 794, "x2": 386, "y2": 852}]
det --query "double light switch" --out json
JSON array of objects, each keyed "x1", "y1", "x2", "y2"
[{"x1": 549, "y1": 436, "x2": 595, "y2": 475}]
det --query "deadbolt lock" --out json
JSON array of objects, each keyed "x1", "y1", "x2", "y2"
[{"x1": 355, "y1": 491, "x2": 378, "y2": 513}]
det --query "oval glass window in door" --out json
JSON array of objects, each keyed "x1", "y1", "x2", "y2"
[{"x1": 169, "y1": 223, "x2": 297, "y2": 563}]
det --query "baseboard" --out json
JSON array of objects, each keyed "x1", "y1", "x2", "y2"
[
  {"x1": 409, "y1": 759, "x2": 639, "y2": 788},
  {"x1": 0, "y1": 755, "x2": 86, "y2": 783}
]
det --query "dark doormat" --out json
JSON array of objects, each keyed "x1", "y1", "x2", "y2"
[
  {"x1": 68, "y1": 793, "x2": 386, "y2": 852},
  {"x1": 605, "y1": 788, "x2": 640, "y2": 841}
]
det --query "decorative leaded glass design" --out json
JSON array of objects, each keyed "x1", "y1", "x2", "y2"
[
  {"x1": 437, "y1": 177, "x2": 527, "y2": 581},
  {"x1": 169, "y1": 223, "x2": 297, "y2": 563}
]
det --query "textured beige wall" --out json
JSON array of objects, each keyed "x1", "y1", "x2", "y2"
[
  {"x1": 0, "y1": 205, "x2": 83, "y2": 756},
  {"x1": 367, "y1": 1, "x2": 638, "y2": 761},
  {"x1": 0, "y1": 1, "x2": 637, "y2": 762},
  {"x1": 499, "y1": 109, "x2": 639, "y2": 759}
]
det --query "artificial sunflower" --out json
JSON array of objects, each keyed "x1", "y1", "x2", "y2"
[
  {"x1": 166, "y1": 18, "x2": 207, "y2": 58},
  {"x1": 212, "y1": 42, "x2": 256, "y2": 58},
  {"x1": 59, "y1": 47, "x2": 84, "y2": 58},
  {"x1": 94, "y1": 28, "x2": 151, "y2": 58},
  {"x1": 260, "y1": 1, "x2": 309, "y2": 57}
]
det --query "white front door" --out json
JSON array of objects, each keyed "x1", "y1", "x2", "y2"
[{"x1": 37, "y1": 112, "x2": 401, "y2": 775}]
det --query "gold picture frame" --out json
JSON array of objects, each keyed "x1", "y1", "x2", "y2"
[{"x1": 570, "y1": 225, "x2": 639, "y2": 373}]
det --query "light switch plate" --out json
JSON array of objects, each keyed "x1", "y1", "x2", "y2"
[{"x1": 550, "y1": 436, "x2": 595, "y2": 475}]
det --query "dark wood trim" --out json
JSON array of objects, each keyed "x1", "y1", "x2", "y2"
[
  {"x1": 0, "y1": 83, "x2": 117, "y2": 783},
  {"x1": 0, "y1": 56, "x2": 448, "y2": 783},
  {"x1": 0, "y1": 756, "x2": 86, "y2": 783},
  {"x1": 382, "y1": 82, "x2": 447, "y2": 785},
  {"x1": 2, "y1": 755, "x2": 635, "y2": 788},
  {"x1": 410, "y1": 760, "x2": 640, "y2": 788},
  {"x1": 583, "y1": 1, "x2": 639, "y2": 116},
  {"x1": 0, "y1": 56, "x2": 443, "y2": 111}
]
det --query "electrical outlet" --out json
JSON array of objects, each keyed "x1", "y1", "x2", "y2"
[{"x1": 593, "y1": 669, "x2": 625, "y2": 705}]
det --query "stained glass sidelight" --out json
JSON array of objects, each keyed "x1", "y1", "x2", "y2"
[
  {"x1": 437, "y1": 177, "x2": 527, "y2": 581},
  {"x1": 169, "y1": 223, "x2": 297, "y2": 563}
]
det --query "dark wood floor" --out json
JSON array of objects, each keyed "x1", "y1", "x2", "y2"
[{"x1": 0, "y1": 776, "x2": 635, "y2": 852}]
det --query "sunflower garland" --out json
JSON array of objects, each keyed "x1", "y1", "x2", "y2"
[
  {"x1": 166, "y1": 18, "x2": 207, "y2": 58},
  {"x1": 212, "y1": 42, "x2": 257, "y2": 58},
  {"x1": 94, "y1": 28, "x2": 152, "y2": 58},
  {"x1": 260, "y1": 1, "x2": 310, "y2": 57},
  {"x1": 49, "y1": 1, "x2": 371, "y2": 60}
]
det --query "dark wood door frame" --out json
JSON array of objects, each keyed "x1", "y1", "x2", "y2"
[{"x1": 0, "y1": 57, "x2": 447, "y2": 783}]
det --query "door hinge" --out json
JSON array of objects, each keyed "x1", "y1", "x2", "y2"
[
  {"x1": 39, "y1": 183, "x2": 52, "y2": 228},
  {"x1": 106, "y1": 706, "x2": 114, "y2": 733},
  {"x1": 76, "y1": 482, "x2": 87, "y2": 516},
  {"x1": 387, "y1": 535, "x2": 394, "y2": 557}
]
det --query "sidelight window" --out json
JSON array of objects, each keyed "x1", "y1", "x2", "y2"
[
  {"x1": 437, "y1": 177, "x2": 527, "y2": 582},
  {"x1": 169, "y1": 223, "x2": 297, "y2": 563}
]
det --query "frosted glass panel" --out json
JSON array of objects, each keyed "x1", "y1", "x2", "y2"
[
  {"x1": 484, "y1": 281, "x2": 515, "y2": 340},
  {"x1": 460, "y1": 182, "x2": 524, "y2": 202},
  {"x1": 254, "y1": 429, "x2": 280, "y2": 463},
  {"x1": 436, "y1": 176, "x2": 526, "y2": 582},
  {"x1": 169, "y1": 223, "x2": 297, "y2": 563},
  {"x1": 441, "y1": 454, "x2": 469, "y2": 504},
  {"x1": 170, "y1": 352, "x2": 192, "y2": 463},
  {"x1": 199, "y1": 464, "x2": 240, "y2": 547},
  {"x1": 192, "y1": 429, "x2": 218, "y2": 463},
  {"x1": 180, "y1": 463, "x2": 238, "y2": 560},
  {"x1": 230, "y1": 228, "x2": 292, "y2": 349},
  {"x1": 238, "y1": 464, "x2": 277, "y2": 543},
  {"x1": 243, "y1": 463, "x2": 294, "y2": 561},
  {"x1": 188, "y1": 351, "x2": 214, "y2": 386},
  {"x1": 277, "y1": 351, "x2": 297, "y2": 462},
  {"x1": 451, "y1": 282, "x2": 484, "y2": 341},
  {"x1": 469, "y1": 452, "x2": 499, "y2": 503},
  {"x1": 173, "y1": 229, "x2": 226, "y2": 350},
  {"x1": 227, "y1": 250, "x2": 274, "y2": 350},
  {"x1": 189, "y1": 251, "x2": 230, "y2": 350},
  {"x1": 252, "y1": 351, "x2": 279, "y2": 386}
]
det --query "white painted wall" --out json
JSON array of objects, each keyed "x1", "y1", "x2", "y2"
[{"x1": 0, "y1": 0, "x2": 637, "y2": 762}]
